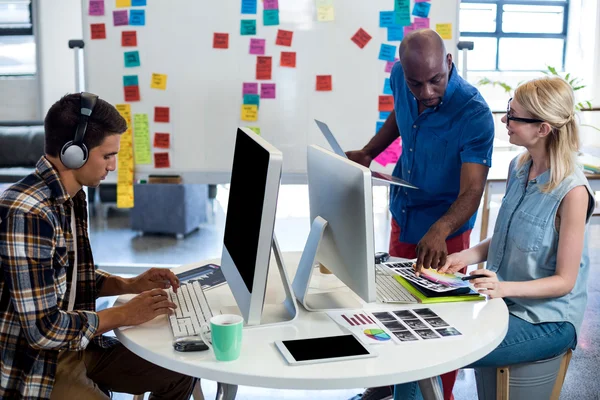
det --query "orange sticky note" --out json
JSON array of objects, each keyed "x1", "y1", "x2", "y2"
[
  {"x1": 154, "y1": 107, "x2": 170, "y2": 123},
  {"x1": 213, "y1": 33, "x2": 229, "y2": 49},
  {"x1": 280, "y1": 51, "x2": 296, "y2": 68},
  {"x1": 153, "y1": 133, "x2": 170, "y2": 149},
  {"x1": 122, "y1": 31, "x2": 137, "y2": 47},
  {"x1": 275, "y1": 29, "x2": 293, "y2": 46},
  {"x1": 316, "y1": 75, "x2": 332, "y2": 91},
  {"x1": 124, "y1": 85, "x2": 140, "y2": 102},
  {"x1": 256, "y1": 56, "x2": 272, "y2": 80},
  {"x1": 379, "y1": 95, "x2": 394, "y2": 112},
  {"x1": 90, "y1": 23, "x2": 106, "y2": 39},
  {"x1": 154, "y1": 152, "x2": 170, "y2": 168},
  {"x1": 351, "y1": 28, "x2": 372, "y2": 49}
]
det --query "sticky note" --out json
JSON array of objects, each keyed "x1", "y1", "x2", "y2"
[
  {"x1": 385, "y1": 58, "x2": 399, "y2": 73},
  {"x1": 317, "y1": 6, "x2": 334, "y2": 22},
  {"x1": 89, "y1": 1, "x2": 105, "y2": 16},
  {"x1": 124, "y1": 51, "x2": 140, "y2": 67},
  {"x1": 243, "y1": 82, "x2": 258, "y2": 95},
  {"x1": 122, "y1": 31, "x2": 137, "y2": 46},
  {"x1": 276, "y1": 29, "x2": 293, "y2": 46},
  {"x1": 154, "y1": 133, "x2": 170, "y2": 149},
  {"x1": 378, "y1": 44, "x2": 397, "y2": 62},
  {"x1": 124, "y1": 85, "x2": 140, "y2": 102},
  {"x1": 241, "y1": 19, "x2": 256, "y2": 35},
  {"x1": 412, "y1": 2, "x2": 431, "y2": 18},
  {"x1": 379, "y1": 95, "x2": 394, "y2": 112},
  {"x1": 133, "y1": 114, "x2": 151, "y2": 164},
  {"x1": 247, "y1": 127, "x2": 261, "y2": 135},
  {"x1": 263, "y1": 0, "x2": 278, "y2": 10},
  {"x1": 151, "y1": 73, "x2": 167, "y2": 90},
  {"x1": 394, "y1": 0, "x2": 411, "y2": 26},
  {"x1": 404, "y1": 24, "x2": 416, "y2": 36},
  {"x1": 241, "y1": 105, "x2": 258, "y2": 121},
  {"x1": 129, "y1": 9, "x2": 145, "y2": 26},
  {"x1": 316, "y1": 75, "x2": 332, "y2": 91},
  {"x1": 376, "y1": 121, "x2": 385, "y2": 134},
  {"x1": 315, "y1": 0, "x2": 333, "y2": 6},
  {"x1": 116, "y1": 0, "x2": 130, "y2": 7},
  {"x1": 154, "y1": 152, "x2": 170, "y2": 168},
  {"x1": 261, "y1": 83, "x2": 276, "y2": 99},
  {"x1": 243, "y1": 94, "x2": 260, "y2": 107},
  {"x1": 351, "y1": 28, "x2": 372, "y2": 49},
  {"x1": 380, "y1": 111, "x2": 391, "y2": 120},
  {"x1": 414, "y1": 17, "x2": 430, "y2": 30},
  {"x1": 154, "y1": 107, "x2": 170, "y2": 123},
  {"x1": 379, "y1": 11, "x2": 396, "y2": 28},
  {"x1": 374, "y1": 138, "x2": 401, "y2": 166},
  {"x1": 241, "y1": 0, "x2": 257, "y2": 14},
  {"x1": 280, "y1": 51, "x2": 296, "y2": 68},
  {"x1": 113, "y1": 10, "x2": 128, "y2": 26},
  {"x1": 387, "y1": 26, "x2": 403, "y2": 42},
  {"x1": 132, "y1": 0, "x2": 146, "y2": 5},
  {"x1": 436, "y1": 23, "x2": 453, "y2": 40},
  {"x1": 115, "y1": 104, "x2": 132, "y2": 121},
  {"x1": 249, "y1": 38, "x2": 266, "y2": 55},
  {"x1": 383, "y1": 78, "x2": 393, "y2": 95},
  {"x1": 213, "y1": 33, "x2": 229, "y2": 49},
  {"x1": 90, "y1": 23, "x2": 106, "y2": 39},
  {"x1": 256, "y1": 56, "x2": 272, "y2": 80},
  {"x1": 263, "y1": 9, "x2": 279, "y2": 26},
  {"x1": 123, "y1": 75, "x2": 138, "y2": 87}
]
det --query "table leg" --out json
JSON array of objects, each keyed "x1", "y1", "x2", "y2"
[
  {"x1": 418, "y1": 377, "x2": 444, "y2": 400},
  {"x1": 478, "y1": 182, "x2": 491, "y2": 269},
  {"x1": 215, "y1": 382, "x2": 238, "y2": 400}
]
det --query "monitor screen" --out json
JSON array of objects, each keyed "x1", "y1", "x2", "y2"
[{"x1": 223, "y1": 129, "x2": 271, "y2": 293}]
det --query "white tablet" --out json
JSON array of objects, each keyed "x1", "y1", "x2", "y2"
[{"x1": 275, "y1": 334, "x2": 377, "y2": 366}]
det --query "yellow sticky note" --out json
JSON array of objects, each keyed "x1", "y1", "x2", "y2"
[
  {"x1": 315, "y1": 0, "x2": 333, "y2": 6},
  {"x1": 247, "y1": 127, "x2": 261, "y2": 135},
  {"x1": 116, "y1": 0, "x2": 131, "y2": 8},
  {"x1": 117, "y1": 188, "x2": 134, "y2": 208},
  {"x1": 436, "y1": 23, "x2": 453, "y2": 40},
  {"x1": 241, "y1": 105, "x2": 258, "y2": 122},
  {"x1": 150, "y1": 73, "x2": 168, "y2": 90},
  {"x1": 115, "y1": 104, "x2": 132, "y2": 126},
  {"x1": 317, "y1": 6, "x2": 335, "y2": 22}
]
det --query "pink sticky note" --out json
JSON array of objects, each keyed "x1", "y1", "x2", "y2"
[
  {"x1": 385, "y1": 58, "x2": 399, "y2": 73},
  {"x1": 89, "y1": 0, "x2": 104, "y2": 16},
  {"x1": 260, "y1": 83, "x2": 276, "y2": 99},
  {"x1": 374, "y1": 138, "x2": 402, "y2": 167},
  {"x1": 404, "y1": 23, "x2": 416, "y2": 36},
  {"x1": 113, "y1": 10, "x2": 129, "y2": 26},
  {"x1": 243, "y1": 82, "x2": 258, "y2": 96},
  {"x1": 414, "y1": 17, "x2": 430, "y2": 29},
  {"x1": 249, "y1": 38, "x2": 266, "y2": 55},
  {"x1": 263, "y1": 0, "x2": 278, "y2": 10}
]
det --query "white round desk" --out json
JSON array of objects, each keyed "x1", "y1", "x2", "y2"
[{"x1": 115, "y1": 252, "x2": 508, "y2": 400}]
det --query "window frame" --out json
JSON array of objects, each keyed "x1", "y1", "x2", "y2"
[
  {"x1": 460, "y1": 0, "x2": 569, "y2": 71},
  {"x1": 0, "y1": 0, "x2": 33, "y2": 36}
]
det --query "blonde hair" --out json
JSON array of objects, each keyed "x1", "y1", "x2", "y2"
[{"x1": 514, "y1": 76, "x2": 580, "y2": 192}]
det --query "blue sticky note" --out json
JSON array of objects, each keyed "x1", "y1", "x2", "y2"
[
  {"x1": 412, "y1": 2, "x2": 431, "y2": 18},
  {"x1": 129, "y1": 9, "x2": 145, "y2": 25},
  {"x1": 123, "y1": 75, "x2": 139, "y2": 87},
  {"x1": 383, "y1": 78, "x2": 393, "y2": 95},
  {"x1": 387, "y1": 26, "x2": 404, "y2": 41},
  {"x1": 380, "y1": 111, "x2": 391, "y2": 120},
  {"x1": 376, "y1": 121, "x2": 385, "y2": 134},
  {"x1": 379, "y1": 11, "x2": 396, "y2": 27},
  {"x1": 241, "y1": 0, "x2": 257, "y2": 14},
  {"x1": 131, "y1": 0, "x2": 146, "y2": 6},
  {"x1": 243, "y1": 94, "x2": 260, "y2": 108},
  {"x1": 124, "y1": 51, "x2": 140, "y2": 67},
  {"x1": 240, "y1": 19, "x2": 256, "y2": 35},
  {"x1": 378, "y1": 44, "x2": 397, "y2": 62},
  {"x1": 394, "y1": 0, "x2": 411, "y2": 26},
  {"x1": 263, "y1": 9, "x2": 279, "y2": 26}
]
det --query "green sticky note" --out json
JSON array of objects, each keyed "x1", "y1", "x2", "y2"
[
  {"x1": 240, "y1": 19, "x2": 256, "y2": 35},
  {"x1": 123, "y1": 75, "x2": 138, "y2": 87},
  {"x1": 124, "y1": 51, "x2": 140, "y2": 68},
  {"x1": 263, "y1": 9, "x2": 279, "y2": 26},
  {"x1": 248, "y1": 127, "x2": 261, "y2": 135},
  {"x1": 394, "y1": 0, "x2": 411, "y2": 26},
  {"x1": 243, "y1": 94, "x2": 260, "y2": 108}
]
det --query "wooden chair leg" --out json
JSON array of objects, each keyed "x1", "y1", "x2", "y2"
[
  {"x1": 496, "y1": 367, "x2": 510, "y2": 400},
  {"x1": 550, "y1": 350, "x2": 573, "y2": 400},
  {"x1": 132, "y1": 395, "x2": 145, "y2": 400},
  {"x1": 478, "y1": 183, "x2": 491, "y2": 269},
  {"x1": 192, "y1": 379, "x2": 205, "y2": 400}
]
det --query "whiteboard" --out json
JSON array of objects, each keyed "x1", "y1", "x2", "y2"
[{"x1": 82, "y1": 0, "x2": 459, "y2": 183}]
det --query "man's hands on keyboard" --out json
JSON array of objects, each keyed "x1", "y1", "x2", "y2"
[{"x1": 118, "y1": 288, "x2": 178, "y2": 326}]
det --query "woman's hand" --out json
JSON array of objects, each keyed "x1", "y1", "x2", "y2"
[
  {"x1": 470, "y1": 269, "x2": 506, "y2": 299},
  {"x1": 437, "y1": 252, "x2": 468, "y2": 274}
]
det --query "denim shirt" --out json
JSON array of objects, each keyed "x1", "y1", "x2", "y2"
[{"x1": 487, "y1": 156, "x2": 595, "y2": 338}]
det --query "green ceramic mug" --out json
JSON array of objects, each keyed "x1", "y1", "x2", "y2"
[{"x1": 201, "y1": 314, "x2": 243, "y2": 361}]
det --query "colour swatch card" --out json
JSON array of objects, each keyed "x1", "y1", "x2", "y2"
[
  {"x1": 389, "y1": 266, "x2": 469, "y2": 293},
  {"x1": 326, "y1": 310, "x2": 402, "y2": 345},
  {"x1": 371, "y1": 309, "x2": 462, "y2": 342}
]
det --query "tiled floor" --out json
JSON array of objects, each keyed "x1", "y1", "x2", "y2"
[{"x1": 89, "y1": 185, "x2": 600, "y2": 400}]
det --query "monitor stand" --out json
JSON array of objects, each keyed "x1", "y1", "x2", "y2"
[
  {"x1": 292, "y1": 216, "x2": 362, "y2": 311},
  {"x1": 220, "y1": 235, "x2": 299, "y2": 327}
]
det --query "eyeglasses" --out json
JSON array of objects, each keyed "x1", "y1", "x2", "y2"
[{"x1": 506, "y1": 98, "x2": 544, "y2": 127}]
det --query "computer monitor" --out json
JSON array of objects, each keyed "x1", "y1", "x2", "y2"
[
  {"x1": 221, "y1": 128, "x2": 297, "y2": 326},
  {"x1": 292, "y1": 145, "x2": 377, "y2": 309}
]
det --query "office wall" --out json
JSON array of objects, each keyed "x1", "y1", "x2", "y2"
[{"x1": 0, "y1": 77, "x2": 38, "y2": 121}]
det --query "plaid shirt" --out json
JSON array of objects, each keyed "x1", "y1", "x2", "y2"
[{"x1": 0, "y1": 157, "x2": 117, "y2": 399}]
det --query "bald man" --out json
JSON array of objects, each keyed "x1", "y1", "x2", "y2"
[{"x1": 347, "y1": 30, "x2": 494, "y2": 400}]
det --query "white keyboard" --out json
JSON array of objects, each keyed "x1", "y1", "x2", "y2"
[
  {"x1": 375, "y1": 263, "x2": 417, "y2": 304},
  {"x1": 167, "y1": 281, "x2": 213, "y2": 339}
]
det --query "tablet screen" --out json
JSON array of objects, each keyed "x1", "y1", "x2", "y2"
[{"x1": 282, "y1": 334, "x2": 369, "y2": 362}]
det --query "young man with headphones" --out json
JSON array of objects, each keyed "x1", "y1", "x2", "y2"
[{"x1": 0, "y1": 93, "x2": 196, "y2": 399}]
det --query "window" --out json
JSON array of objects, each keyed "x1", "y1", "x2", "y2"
[
  {"x1": 459, "y1": 0, "x2": 569, "y2": 71},
  {"x1": 0, "y1": 0, "x2": 35, "y2": 75}
]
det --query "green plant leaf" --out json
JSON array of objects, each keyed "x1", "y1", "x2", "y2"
[
  {"x1": 573, "y1": 85, "x2": 586, "y2": 91},
  {"x1": 547, "y1": 66, "x2": 558, "y2": 75},
  {"x1": 586, "y1": 101, "x2": 592, "y2": 109},
  {"x1": 565, "y1": 73, "x2": 571, "y2": 81}
]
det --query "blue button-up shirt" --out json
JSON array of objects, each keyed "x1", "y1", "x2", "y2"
[{"x1": 389, "y1": 62, "x2": 494, "y2": 244}]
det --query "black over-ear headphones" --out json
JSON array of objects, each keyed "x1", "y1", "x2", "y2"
[{"x1": 60, "y1": 92, "x2": 98, "y2": 169}]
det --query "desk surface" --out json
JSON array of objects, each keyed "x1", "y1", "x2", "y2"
[{"x1": 115, "y1": 252, "x2": 508, "y2": 390}]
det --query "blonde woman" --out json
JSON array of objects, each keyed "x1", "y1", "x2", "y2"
[{"x1": 394, "y1": 76, "x2": 595, "y2": 400}]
